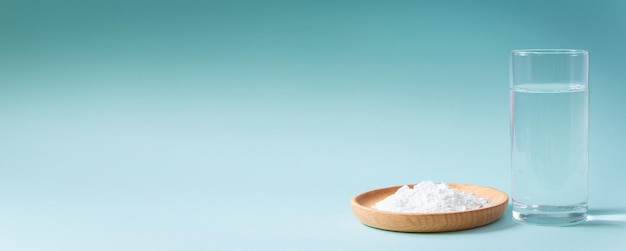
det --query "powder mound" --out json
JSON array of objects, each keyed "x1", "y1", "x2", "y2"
[{"x1": 371, "y1": 181, "x2": 491, "y2": 213}]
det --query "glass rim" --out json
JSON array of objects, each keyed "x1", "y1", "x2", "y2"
[{"x1": 512, "y1": 49, "x2": 589, "y2": 55}]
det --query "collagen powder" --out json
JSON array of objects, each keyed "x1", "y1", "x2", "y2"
[{"x1": 372, "y1": 181, "x2": 491, "y2": 213}]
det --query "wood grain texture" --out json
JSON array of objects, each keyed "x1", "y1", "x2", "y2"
[{"x1": 350, "y1": 183, "x2": 509, "y2": 232}]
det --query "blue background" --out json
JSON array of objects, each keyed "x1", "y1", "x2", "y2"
[{"x1": 1, "y1": 0, "x2": 625, "y2": 250}]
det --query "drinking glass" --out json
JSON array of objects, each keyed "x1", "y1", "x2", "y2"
[{"x1": 510, "y1": 49, "x2": 589, "y2": 226}]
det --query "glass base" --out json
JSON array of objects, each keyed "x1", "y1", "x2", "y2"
[{"x1": 512, "y1": 201, "x2": 588, "y2": 226}]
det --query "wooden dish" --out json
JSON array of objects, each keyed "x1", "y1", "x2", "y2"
[{"x1": 351, "y1": 183, "x2": 509, "y2": 232}]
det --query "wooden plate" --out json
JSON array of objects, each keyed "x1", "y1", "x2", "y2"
[{"x1": 351, "y1": 183, "x2": 509, "y2": 232}]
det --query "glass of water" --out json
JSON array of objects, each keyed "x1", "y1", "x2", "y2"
[{"x1": 510, "y1": 49, "x2": 589, "y2": 226}]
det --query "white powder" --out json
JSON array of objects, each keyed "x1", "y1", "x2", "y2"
[{"x1": 372, "y1": 181, "x2": 491, "y2": 213}]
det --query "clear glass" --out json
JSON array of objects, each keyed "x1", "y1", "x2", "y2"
[{"x1": 510, "y1": 49, "x2": 589, "y2": 226}]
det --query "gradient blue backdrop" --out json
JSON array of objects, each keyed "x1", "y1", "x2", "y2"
[{"x1": 1, "y1": 0, "x2": 625, "y2": 250}]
